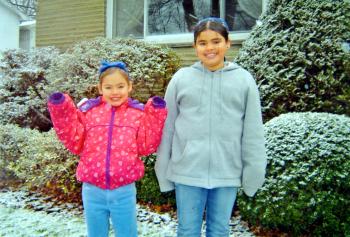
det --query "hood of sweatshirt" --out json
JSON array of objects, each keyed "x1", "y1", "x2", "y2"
[{"x1": 191, "y1": 61, "x2": 242, "y2": 118}]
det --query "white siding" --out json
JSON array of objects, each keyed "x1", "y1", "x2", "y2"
[{"x1": 0, "y1": 4, "x2": 21, "y2": 51}]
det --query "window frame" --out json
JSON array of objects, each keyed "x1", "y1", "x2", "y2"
[{"x1": 106, "y1": 0, "x2": 268, "y2": 45}]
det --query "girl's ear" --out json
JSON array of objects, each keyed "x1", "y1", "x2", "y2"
[{"x1": 226, "y1": 39, "x2": 231, "y2": 49}]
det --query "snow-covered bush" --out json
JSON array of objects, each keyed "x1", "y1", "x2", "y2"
[
  {"x1": 45, "y1": 37, "x2": 181, "y2": 103},
  {"x1": 137, "y1": 154, "x2": 175, "y2": 208},
  {"x1": 235, "y1": 0, "x2": 350, "y2": 121},
  {"x1": 0, "y1": 124, "x2": 31, "y2": 181},
  {"x1": 4, "y1": 126, "x2": 80, "y2": 199},
  {"x1": 238, "y1": 112, "x2": 350, "y2": 236},
  {"x1": 0, "y1": 47, "x2": 60, "y2": 131}
]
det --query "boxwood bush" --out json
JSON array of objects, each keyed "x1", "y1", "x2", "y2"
[
  {"x1": 0, "y1": 124, "x2": 80, "y2": 199},
  {"x1": 45, "y1": 37, "x2": 181, "y2": 104},
  {"x1": 137, "y1": 154, "x2": 175, "y2": 208},
  {"x1": 0, "y1": 124, "x2": 32, "y2": 181},
  {"x1": 0, "y1": 38, "x2": 180, "y2": 131},
  {"x1": 237, "y1": 112, "x2": 350, "y2": 236},
  {"x1": 235, "y1": 0, "x2": 350, "y2": 121},
  {"x1": 0, "y1": 47, "x2": 60, "y2": 131}
]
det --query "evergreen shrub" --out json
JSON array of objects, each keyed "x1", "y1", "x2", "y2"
[
  {"x1": 45, "y1": 37, "x2": 181, "y2": 104},
  {"x1": 237, "y1": 112, "x2": 350, "y2": 236},
  {"x1": 0, "y1": 47, "x2": 60, "y2": 131},
  {"x1": 136, "y1": 154, "x2": 175, "y2": 208},
  {"x1": 2, "y1": 125, "x2": 80, "y2": 198},
  {"x1": 0, "y1": 124, "x2": 31, "y2": 180},
  {"x1": 235, "y1": 0, "x2": 350, "y2": 121}
]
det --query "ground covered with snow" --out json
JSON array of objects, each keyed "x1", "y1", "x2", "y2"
[{"x1": 0, "y1": 187, "x2": 255, "y2": 237}]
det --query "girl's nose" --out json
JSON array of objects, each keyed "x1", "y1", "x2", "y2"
[{"x1": 206, "y1": 43, "x2": 215, "y2": 50}]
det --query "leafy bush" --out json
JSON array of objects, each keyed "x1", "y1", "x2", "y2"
[
  {"x1": 136, "y1": 154, "x2": 175, "y2": 208},
  {"x1": 2, "y1": 125, "x2": 80, "y2": 199},
  {"x1": 45, "y1": 37, "x2": 181, "y2": 103},
  {"x1": 0, "y1": 124, "x2": 32, "y2": 181},
  {"x1": 0, "y1": 47, "x2": 60, "y2": 131},
  {"x1": 0, "y1": 38, "x2": 180, "y2": 131},
  {"x1": 237, "y1": 112, "x2": 350, "y2": 236},
  {"x1": 235, "y1": 0, "x2": 350, "y2": 121}
]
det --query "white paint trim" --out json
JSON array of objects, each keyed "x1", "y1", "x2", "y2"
[
  {"x1": 144, "y1": 0, "x2": 148, "y2": 37},
  {"x1": 106, "y1": 0, "x2": 113, "y2": 38}
]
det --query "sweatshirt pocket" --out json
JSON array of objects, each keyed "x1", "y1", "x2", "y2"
[
  {"x1": 171, "y1": 139, "x2": 209, "y2": 178},
  {"x1": 212, "y1": 139, "x2": 242, "y2": 179}
]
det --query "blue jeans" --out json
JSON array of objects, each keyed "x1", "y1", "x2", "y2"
[
  {"x1": 82, "y1": 182, "x2": 137, "y2": 237},
  {"x1": 175, "y1": 183, "x2": 238, "y2": 237}
]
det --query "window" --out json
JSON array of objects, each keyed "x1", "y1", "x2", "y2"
[{"x1": 107, "y1": 0, "x2": 265, "y2": 43}]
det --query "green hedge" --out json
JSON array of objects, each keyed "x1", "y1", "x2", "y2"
[
  {"x1": 237, "y1": 112, "x2": 350, "y2": 236},
  {"x1": 235, "y1": 0, "x2": 350, "y2": 121}
]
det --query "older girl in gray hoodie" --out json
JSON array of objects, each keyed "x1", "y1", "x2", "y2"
[{"x1": 155, "y1": 17, "x2": 267, "y2": 237}]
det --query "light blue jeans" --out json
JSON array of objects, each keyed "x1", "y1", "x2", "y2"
[
  {"x1": 175, "y1": 183, "x2": 238, "y2": 237},
  {"x1": 82, "y1": 182, "x2": 137, "y2": 237}
]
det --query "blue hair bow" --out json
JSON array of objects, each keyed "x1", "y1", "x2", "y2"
[
  {"x1": 99, "y1": 61, "x2": 129, "y2": 75},
  {"x1": 196, "y1": 17, "x2": 229, "y2": 31}
]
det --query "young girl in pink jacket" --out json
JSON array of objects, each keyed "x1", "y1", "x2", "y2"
[{"x1": 48, "y1": 61, "x2": 167, "y2": 237}]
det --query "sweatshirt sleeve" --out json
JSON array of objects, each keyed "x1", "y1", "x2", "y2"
[
  {"x1": 47, "y1": 92, "x2": 86, "y2": 155},
  {"x1": 136, "y1": 97, "x2": 167, "y2": 156},
  {"x1": 241, "y1": 76, "x2": 267, "y2": 197},
  {"x1": 155, "y1": 73, "x2": 180, "y2": 192}
]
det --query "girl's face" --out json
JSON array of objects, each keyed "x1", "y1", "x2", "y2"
[
  {"x1": 194, "y1": 29, "x2": 230, "y2": 71},
  {"x1": 98, "y1": 70, "x2": 132, "y2": 107}
]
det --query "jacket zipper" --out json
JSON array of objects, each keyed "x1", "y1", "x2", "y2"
[
  {"x1": 208, "y1": 73, "x2": 214, "y2": 187},
  {"x1": 106, "y1": 107, "x2": 116, "y2": 189}
]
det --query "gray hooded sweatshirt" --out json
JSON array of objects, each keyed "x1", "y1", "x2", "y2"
[{"x1": 155, "y1": 61, "x2": 267, "y2": 197}]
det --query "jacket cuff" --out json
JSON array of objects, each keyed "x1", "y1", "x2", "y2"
[
  {"x1": 49, "y1": 92, "x2": 65, "y2": 105},
  {"x1": 151, "y1": 96, "x2": 166, "y2": 109},
  {"x1": 159, "y1": 181, "x2": 175, "y2": 192},
  {"x1": 243, "y1": 186, "x2": 258, "y2": 197}
]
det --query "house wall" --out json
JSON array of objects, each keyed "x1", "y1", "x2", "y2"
[
  {"x1": 0, "y1": 4, "x2": 21, "y2": 51},
  {"x1": 36, "y1": 0, "x2": 105, "y2": 50}
]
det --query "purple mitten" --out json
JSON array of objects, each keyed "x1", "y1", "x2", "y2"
[
  {"x1": 152, "y1": 96, "x2": 166, "y2": 108},
  {"x1": 49, "y1": 92, "x2": 65, "y2": 105}
]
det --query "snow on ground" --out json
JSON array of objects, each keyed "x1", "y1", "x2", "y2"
[{"x1": 0, "y1": 188, "x2": 255, "y2": 237}]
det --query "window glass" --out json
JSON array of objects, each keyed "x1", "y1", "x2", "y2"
[
  {"x1": 113, "y1": 0, "x2": 262, "y2": 38},
  {"x1": 225, "y1": 0, "x2": 262, "y2": 31},
  {"x1": 114, "y1": 0, "x2": 144, "y2": 38},
  {"x1": 148, "y1": 0, "x2": 216, "y2": 35}
]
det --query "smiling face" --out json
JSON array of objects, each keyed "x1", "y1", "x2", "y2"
[
  {"x1": 194, "y1": 29, "x2": 230, "y2": 71},
  {"x1": 98, "y1": 69, "x2": 132, "y2": 107}
]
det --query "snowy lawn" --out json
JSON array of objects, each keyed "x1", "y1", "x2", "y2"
[{"x1": 0, "y1": 189, "x2": 255, "y2": 237}]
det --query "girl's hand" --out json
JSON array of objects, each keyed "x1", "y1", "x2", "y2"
[
  {"x1": 151, "y1": 96, "x2": 166, "y2": 109},
  {"x1": 49, "y1": 92, "x2": 65, "y2": 105}
]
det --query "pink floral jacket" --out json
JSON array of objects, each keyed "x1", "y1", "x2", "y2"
[{"x1": 48, "y1": 93, "x2": 167, "y2": 189}]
